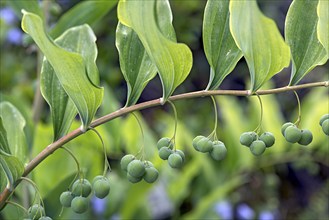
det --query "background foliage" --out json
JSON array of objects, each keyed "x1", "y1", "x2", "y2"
[{"x1": 0, "y1": 0, "x2": 328, "y2": 220}]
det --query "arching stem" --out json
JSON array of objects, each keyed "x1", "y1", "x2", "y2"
[
  {"x1": 131, "y1": 112, "x2": 145, "y2": 161},
  {"x1": 253, "y1": 93, "x2": 263, "y2": 134},
  {"x1": 5, "y1": 201, "x2": 28, "y2": 213},
  {"x1": 293, "y1": 90, "x2": 301, "y2": 126},
  {"x1": 207, "y1": 96, "x2": 218, "y2": 140},
  {"x1": 60, "y1": 146, "x2": 82, "y2": 188},
  {"x1": 168, "y1": 100, "x2": 178, "y2": 150}
]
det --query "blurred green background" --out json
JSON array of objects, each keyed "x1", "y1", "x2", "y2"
[{"x1": 0, "y1": 0, "x2": 328, "y2": 220}]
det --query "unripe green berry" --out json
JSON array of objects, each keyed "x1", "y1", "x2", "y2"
[
  {"x1": 298, "y1": 129, "x2": 313, "y2": 146},
  {"x1": 259, "y1": 132, "x2": 275, "y2": 147},
  {"x1": 144, "y1": 161, "x2": 154, "y2": 168},
  {"x1": 250, "y1": 140, "x2": 266, "y2": 156},
  {"x1": 322, "y1": 119, "x2": 329, "y2": 135},
  {"x1": 168, "y1": 153, "x2": 183, "y2": 168},
  {"x1": 158, "y1": 147, "x2": 173, "y2": 160},
  {"x1": 175, "y1": 149, "x2": 185, "y2": 162},
  {"x1": 196, "y1": 137, "x2": 213, "y2": 152},
  {"x1": 38, "y1": 217, "x2": 52, "y2": 220},
  {"x1": 127, "y1": 160, "x2": 145, "y2": 178},
  {"x1": 72, "y1": 179, "x2": 92, "y2": 197},
  {"x1": 127, "y1": 173, "x2": 142, "y2": 183},
  {"x1": 120, "y1": 154, "x2": 135, "y2": 171},
  {"x1": 284, "y1": 125, "x2": 302, "y2": 143},
  {"x1": 27, "y1": 204, "x2": 45, "y2": 220},
  {"x1": 143, "y1": 167, "x2": 159, "y2": 183},
  {"x1": 71, "y1": 196, "x2": 89, "y2": 214},
  {"x1": 281, "y1": 122, "x2": 294, "y2": 136},
  {"x1": 60, "y1": 191, "x2": 74, "y2": 207},
  {"x1": 210, "y1": 141, "x2": 227, "y2": 161},
  {"x1": 192, "y1": 136, "x2": 204, "y2": 151},
  {"x1": 93, "y1": 177, "x2": 111, "y2": 199},
  {"x1": 157, "y1": 137, "x2": 173, "y2": 150},
  {"x1": 319, "y1": 114, "x2": 329, "y2": 126},
  {"x1": 240, "y1": 132, "x2": 257, "y2": 147}
]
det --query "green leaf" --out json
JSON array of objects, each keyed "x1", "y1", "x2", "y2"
[
  {"x1": 0, "y1": 102, "x2": 27, "y2": 162},
  {"x1": 0, "y1": 117, "x2": 10, "y2": 155},
  {"x1": 50, "y1": 0, "x2": 118, "y2": 39},
  {"x1": 22, "y1": 11, "x2": 104, "y2": 131},
  {"x1": 229, "y1": 0, "x2": 290, "y2": 92},
  {"x1": 116, "y1": 22, "x2": 157, "y2": 106},
  {"x1": 6, "y1": 0, "x2": 43, "y2": 19},
  {"x1": 118, "y1": 0, "x2": 193, "y2": 102},
  {"x1": 0, "y1": 153, "x2": 24, "y2": 192},
  {"x1": 203, "y1": 0, "x2": 242, "y2": 90},
  {"x1": 285, "y1": 0, "x2": 328, "y2": 85},
  {"x1": 41, "y1": 25, "x2": 100, "y2": 140},
  {"x1": 317, "y1": 0, "x2": 329, "y2": 54}
]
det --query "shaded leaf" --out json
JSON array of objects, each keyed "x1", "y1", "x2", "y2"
[
  {"x1": 229, "y1": 0, "x2": 290, "y2": 92},
  {"x1": 0, "y1": 102, "x2": 27, "y2": 162},
  {"x1": 0, "y1": 117, "x2": 10, "y2": 155},
  {"x1": 22, "y1": 11, "x2": 104, "y2": 131},
  {"x1": 118, "y1": 0, "x2": 193, "y2": 102},
  {"x1": 317, "y1": 0, "x2": 329, "y2": 54},
  {"x1": 50, "y1": 0, "x2": 118, "y2": 38},
  {"x1": 203, "y1": 0, "x2": 242, "y2": 90},
  {"x1": 0, "y1": 153, "x2": 24, "y2": 192},
  {"x1": 285, "y1": 0, "x2": 327, "y2": 85}
]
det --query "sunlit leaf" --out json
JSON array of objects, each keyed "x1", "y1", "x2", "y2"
[
  {"x1": 41, "y1": 25, "x2": 100, "y2": 140},
  {"x1": 203, "y1": 0, "x2": 242, "y2": 90},
  {"x1": 50, "y1": 0, "x2": 118, "y2": 38},
  {"x1": 0, "y1": 153, "x2": 24, "y2": 192},
  {"x1": 229, "y1": 0, "x2": 290, "y2": 92},
  {"x1": 118, "y1": 0, "x2": 193, "y2": 102},
  {"x1": 0, "y1": 102, "x2": 27, "y2": 162},
  {"x1": 317, "y1": 0, "x2": 329, "y2": 54},
  {"x1": 285, "y1": 0, "x2": 327, "y2": 85},
  {"x1": 22, "y1": 11, "x2": 104, "y2": 131}
]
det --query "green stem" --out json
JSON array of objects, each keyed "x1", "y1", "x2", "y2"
[
  {"x1": 208, "y1": 96, "x2": 218, "y2": 140},
  {"x1": 168, "y1": 100, "x2": 178, "y2": 149},
  {"x1": 88, "y1": 127, "x2": 112, "y2": 175},
  {"x1": 60, "y1": 146, "x2": 81, "y2": 188},
  {"x1": 131, "y1": 112, "x2": 145, "y2": 160},
  {"x1": 5, "y1": 201, "x2": 28, "y2": 213},
  {"x1": 253, "y1": 93, "x2": 263, "y2": 134},
  {"x1": 293, "y1": 90, "x2": 301, "y2": 126}
]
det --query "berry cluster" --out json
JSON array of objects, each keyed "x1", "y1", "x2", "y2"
[
  {"x1": 320, "y1": 114, "x2": 329, "y2": 135},
  {"x1": 120, "y1": 155, "x2": 159, "y2": 183},
  {"x1": 281, "y1": 122, "x2": 313, "y2": 145},
  {"x1": 240, "y1": 131, "x2": 275, "y2": 156},
  {"x1": 26, "y1": 204, "x2": 51, "y2": 220},
  {"x1": 157, "y1": 137, "x2": 185, "y2": 168},
  {"x1": 192, "y1": 136, "x2": 227, "y2": 161},
  {"x1": 59, "y1": 176, "x2": 110, "y2": 214}
]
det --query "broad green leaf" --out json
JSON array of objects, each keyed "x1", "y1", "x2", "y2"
[
  {"x1": 50, "y1": 0, "x2": 118, "y2": 39},
  {"x1": 229, "y1": 0, "x2": 290, "y2": 92},
  {"x1": 203, "y1": 0, "x2": 242, "y2": 90},
  {"x1": 41, "y1": 25, "x2": 100, "y2": 140},
  {"x1": 317, "y1": 0, "x2": 329, "y2": 54},
  {"x1": 0, "y1": 102, "x2": 27, "y2": 162},
  {"x1": 22, "y1": 11, "x2": 104, "y2": 131},
  {"x1": 116, "y1": 22, "x2": 157, "y2": 106},
  {"x1": 0, "y1": 117, "x2": 10, "y2": 155},
  {"x1": 0, "y1": 153, "x2": 24, "y2": 192},
  {"x1": 285, "y1": 0, "x2": 328, "y2": 85},
  {"x1": 118, "y1": 0, "x2": 193, "y2": 102}
]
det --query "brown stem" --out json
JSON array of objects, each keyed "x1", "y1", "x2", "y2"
[{"x1": 0, "y1": 81, "x2": 328, "y2": 209}]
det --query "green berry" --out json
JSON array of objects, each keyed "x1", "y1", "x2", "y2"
[
  {"x1": 38, "y1": 217, "x2": 52, "y2": 220},
  {"x1": 71, "y1": 196, "x2": 89, "y2": 214},
  {"x1": 127, "y1": 160, "x2": 145, "y2": 178},
  {"x1": 240, "y1": 132, "x2": 257, "y2": 147},
  {"x1": 298, "y1": 129, "x2": 313, "y2": 146},
  {"x1": 93, "y1": 177, "x2": 111, "y2": 199},
  {"x1": 319, "y1": 114, "x2": 329, "y2": 126},
  {"x1": 120, "y1": 154, "x2": 135, "y2": 171},
  {"x1": 143, "y1": 167, "x2": 159, "y2": 183},
  {"x1": 175, "y1": 149, "x2": 185, "y2": 162},
  {"x1": 157, "y1": 137, "x2": 173, "y2": 150},
  {"x1": 27, "y1": 204, "x2": 45, "y2": 220},
  {"x1": 281, "y1": 122, "x2": 294, "y2": 136},
  {"x1": 158, "y1": 147, "x2": 173, "y2": 160},
  {"x1": 322, "y1": 119, "x2": 329, "y2": 135},
  {"x1": 196, "y1": 137, "x2": 213, "y2": 152},
  {"x1": 259, "y1": 132, "x2": 275, "y2": 147},
  {"x1": 72, "y1": 179, "x2": 92, "y2": 197},
  {"x1": 168, "y1": 153, "x2": 183, "y2": 168},
  {"x1": 250, "y1": 140, "x2": 266, "y2": 156},
  {"x1": 284, "y1": 125, "x2": 302, "y2": 143},
  {"x1": 127, "y1": 173, "x2": 142, "y2": 183},
  {"x1": 60, "y1": 191, "x2": 74, "y2": 207},
  {"x1": 210, "y1": 141, "x2": 227, "y2": 161},
  {"x1": 192, "y1": 136, "x2": 204, "y2": 151},
  {"x1": 144, "y1": 161, "x2": 154, "y2": 168}
]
